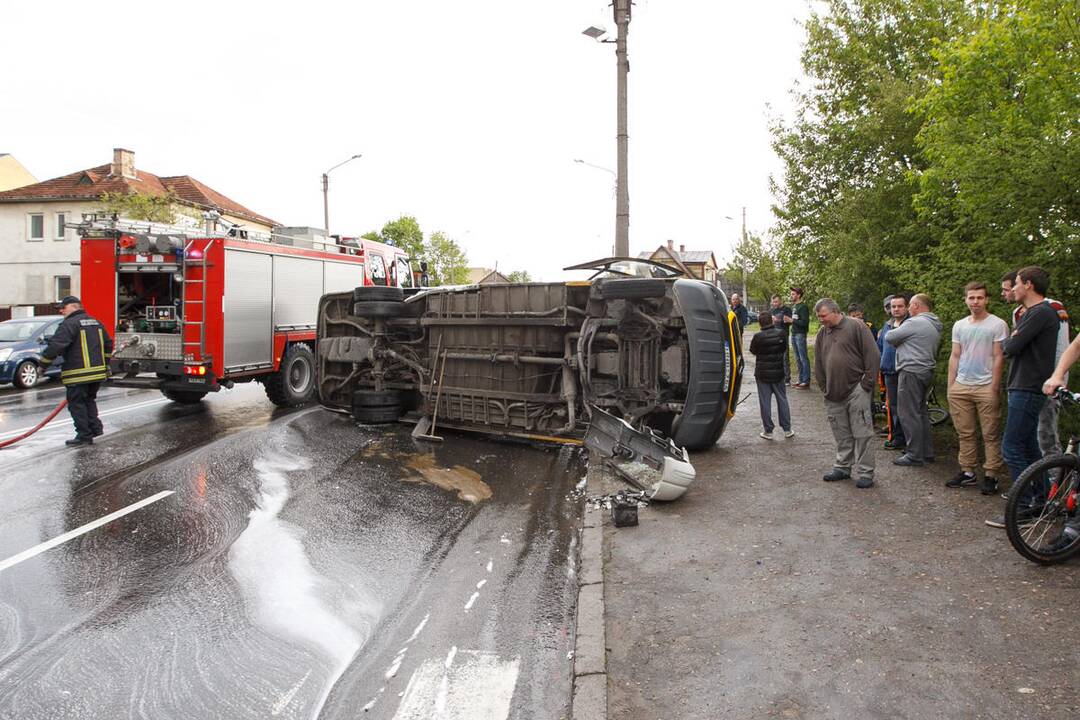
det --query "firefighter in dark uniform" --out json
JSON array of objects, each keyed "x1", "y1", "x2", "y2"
[{"x1": 40, "y1": 296, "x2": 113, "y2": 446}]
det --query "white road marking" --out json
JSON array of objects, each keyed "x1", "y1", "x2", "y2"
[
  {"x1": 0, "y1": 397, "x2": 170, "y2": 441},
  {"x1": 486, "y1": 558, "x2": 493, "y2": 572},
  {"x1": 392, "y1": 650, "x2": 520, "y2": 720},
  {"x1": 0, "y1": 490, "x2": 175, "y2": 572},
  {"x1": 407, "y1": 613, "x2": 430, "y2": 643},
  {"x1": 476, "y1": 579, "x2": 487, "y2": 590},
  {"x1": 463, "y1": 592, "x2": 480, "y2": 611}
]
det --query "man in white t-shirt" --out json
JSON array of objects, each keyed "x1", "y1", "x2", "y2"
[{"x1": 946, "y1": 281, "x2": 1009, "y2": 494}]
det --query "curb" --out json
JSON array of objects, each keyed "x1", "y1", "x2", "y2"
[{"x1": 571, "y1": 460, "x2": 607, "y2": 720}]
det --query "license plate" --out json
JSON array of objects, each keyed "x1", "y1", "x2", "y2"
[{"x1": 186, "y1": 378, "x2": 206, "y2": 384}]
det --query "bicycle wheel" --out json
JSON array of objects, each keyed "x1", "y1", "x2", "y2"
[
  {"x1": 928, "y1": 405, "x2": 950, "y2": 427},
  {"x1": 1005, "y1": 454, "x2": 1080, "y2": 565}
]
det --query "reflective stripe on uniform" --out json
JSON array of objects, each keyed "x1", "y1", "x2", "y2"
[
  {"x1": 80, "y1": 328, "x2": 91, "y2": 368},
  {"x1": 62, "y1": 364, "x2": 107, "y2": 378}
]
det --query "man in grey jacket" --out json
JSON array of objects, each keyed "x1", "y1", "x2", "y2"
[{"x1": 886, "y1": 293, "x2": 943, "y2": 466}]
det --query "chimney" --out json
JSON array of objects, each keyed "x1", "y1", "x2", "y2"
[
  {"x1": 111, "y1": 148, "x2": 136, "y2": 179},
  {"x1": 679, "y1": 244, "x2": 685, "y2": 253},
  {"x1": 666, "y1": 239, "x2": 674, "y2": 251}
]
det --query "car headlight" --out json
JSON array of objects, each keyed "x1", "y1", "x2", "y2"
[{"x1": 0, "y1": 348, "x2": 12, "y2": 362}]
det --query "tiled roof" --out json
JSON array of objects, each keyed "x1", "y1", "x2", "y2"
[{"x1": 0, "y1": 163, "x2": 278, "y2": 227}]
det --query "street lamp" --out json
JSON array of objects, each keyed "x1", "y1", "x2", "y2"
[
  {"x1": 720, "y1": 213, "x2": 747, "y2": 300},
  {"x1": 581, "y1": 0, "x2": 631, "y2": 257},
  {"x1": 322, "y1": 154, "x2": 362, "y2": 235},
  {"x1": 573, "y1": 158, "x2": 617, "y2": 198}
]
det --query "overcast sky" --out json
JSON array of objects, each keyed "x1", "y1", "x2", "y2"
[{"x1": 1, "y1": 0, "x2": 811, "y2": 280}]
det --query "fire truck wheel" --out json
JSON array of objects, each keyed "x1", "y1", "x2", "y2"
[
  {"x1": 597, "y1": 278, "x2": 667, "y2": 300},
  {"x1": 264, "y1": 343, "x2": 317, "y2": 407},
  {"x1": 351, "y1": 301, "x2": 405, "y2": 319},
  {"x1": 353, "y1": 286, "x2": 404, "y2": 303},
  {"x1": 161, "y1": 388, "x2": 208, "y2": 404}
]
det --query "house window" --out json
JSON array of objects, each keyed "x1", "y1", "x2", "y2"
[
  {"x1": 54, "y1": 276, "x2": 71, "y2": 301},
  {"x1": 55, "y1": 212, "x2": 68, "y2": 240},
  {"x1": 28, "y1": 213, "x2": 44, "y2": 241}
]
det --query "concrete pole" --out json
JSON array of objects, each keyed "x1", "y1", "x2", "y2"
[
  {"x1": 614, "y1": 0, "x2": 631, "y2": 257},
  {"x1": 741, "y1": 206, "x2": 748, "y2": 301},
  {"x1": 322, "y1": 173, "x2": 330, "y2": 235}
]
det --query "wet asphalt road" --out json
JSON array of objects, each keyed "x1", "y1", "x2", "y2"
[{"x1": 0, "y1": 382, "x2": 583, "y2": 719}]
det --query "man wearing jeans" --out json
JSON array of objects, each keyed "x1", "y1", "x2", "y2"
[
  {"x1": 814, "y1": 298, "x2": 881, "y2": 489},
  {"x1": 878, "y1": 294, "x2": 909, "y2": 450},
  {"x1": 986, "y1": 266, "x2": 1061, "y2": 528},
  {"x1": 945, "y1": 282, "x2": 1008, "y2": 495},
  {"x1": 789, "y1": 287, "x2": 811, "y2": 388},
  {"x1": 770, "y1": 294, "x2": 793, "y2": 384},
  {"x1": 886, "y1": 294, "x2": 943, "y2": 467}
]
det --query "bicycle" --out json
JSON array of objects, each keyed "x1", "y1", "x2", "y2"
[
  {"x1": 871, "y1": 384, "x2": 950, "y2": 427},
  {"x1": 1004, "y1": 388, "x2": 1080, "y2": 565}
]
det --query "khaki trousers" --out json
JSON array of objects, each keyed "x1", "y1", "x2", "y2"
[{"x1": 947, "y1": 382, "x2": 1005, "y2": 475}]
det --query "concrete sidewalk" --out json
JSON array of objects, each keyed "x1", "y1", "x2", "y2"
[{"x1": 589, "y1": 343, "x2": 1080, "y2": 719}]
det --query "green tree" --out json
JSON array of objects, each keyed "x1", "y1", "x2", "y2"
[
  {"x1": 99, "y1": 191, "x2": 184, "y2": 223},
  {"x1": 914, "y1": 0, "x2": 1080, "y2": 322},
  {"x1": 374, "y1": 215, "x2": 426, "y2": 261},
  {"x1": 770, "y1": 0, "x2": 979, "y2": 311},
  {"x1": 427, "y1": 231, "x2": 469, "y2": 285},
  {"x1": 723, "y1": 232, "x2": 782, "y2": 304},
  {"x1": 507, "y1": 270, "x2": 533, "y2": 283}
]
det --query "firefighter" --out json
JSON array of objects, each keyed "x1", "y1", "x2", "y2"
[{"x1": 40, "y1": 296, "x2": 113, "y2": 446}]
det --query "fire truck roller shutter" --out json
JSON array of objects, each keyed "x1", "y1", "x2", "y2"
[
  {"x1": 324, "y1": 261, "x2": 364, "y2": 295},
  {"x1": 223, "y1": 250, "x2": 273, "y2": 370},
  {"x1": 272, "y1": 255, "x2": 323, "y2": 330}
]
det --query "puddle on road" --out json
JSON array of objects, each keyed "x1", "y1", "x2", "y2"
[{"x1": 404, "y1": 454, "x2": 493, "y2": 504}]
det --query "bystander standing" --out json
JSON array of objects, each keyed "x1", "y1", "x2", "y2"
[
  {"x1": 789, "y1": 287, "x2": 811, "y2": 388},
  {"x1": 749, "y1": 312, "x2": 795, "y2": 440},
  {"x1": 814, "y1": 298, "x2": 881, "y2": 489},
  {"x1": 878, "y1": 295, "x2": 908, "y2": 451},
  {"x1": 770, "y1": 294, "x2": 793, "y2": 385},
  {"x1": 886, "y1": 293, "x2": 942, "y2": 467}
]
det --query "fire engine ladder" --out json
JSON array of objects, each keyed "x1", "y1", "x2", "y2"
[{"x1": 181, "y1": 238, "x2": 211, "y2": 361}]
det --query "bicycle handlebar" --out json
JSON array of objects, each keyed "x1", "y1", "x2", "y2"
[{"x1": 1054, "y1": 387, "x2": 1080, "y2": 405}]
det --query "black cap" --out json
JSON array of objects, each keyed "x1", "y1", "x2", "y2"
[{"x1": 58, "y1": 296, "x2": 81, "y2": 307}]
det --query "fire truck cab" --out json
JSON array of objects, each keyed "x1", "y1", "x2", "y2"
[{"x1": 77, "y1": 215, "x2": 418, "y2": 407}]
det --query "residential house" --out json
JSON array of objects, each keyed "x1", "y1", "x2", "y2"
[
  {"x1": 465, "y1": 267, "x2": 511, "y2": 284},
  {"x1": 0, "y1": 148, "x2": 278, "y2": 306},
  {"x1": 638, "y1": 239, "x2": 720, "y2": 284},
  {"x1": 0, "y1": 154, "x2": 36, "y2": 192}
]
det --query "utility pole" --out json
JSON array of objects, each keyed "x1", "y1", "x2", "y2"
[
  {"x1": 322, "y1": 154, "x2": 362, "y2": 236},
  {"x1": 614, "y1": 0, "x2": 631, "y2": 257},
  {"x1": 741, "y1": 206, "x2": 748, "y2": 301}
]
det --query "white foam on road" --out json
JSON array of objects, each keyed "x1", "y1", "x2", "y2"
[
  {"x1": 392, "y1": 650, "x2": 520, "y2": 720},
  {"x1": 0, "y1": 490, "x2": 174, "y2": 572},
  {"x1": 228, "y1": 449, "x2": 382, "y2": 718}
]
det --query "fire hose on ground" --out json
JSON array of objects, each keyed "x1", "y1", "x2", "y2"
[{"x1": 0, "y1": 398, "x2": 69, "y2": 450}]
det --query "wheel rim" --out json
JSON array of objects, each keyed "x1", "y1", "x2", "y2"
[
  {"x1": 1015, "y1": 466, "x2": 1080, "y2": 557},
  {"x1": 288, "y1": 356, "x2": 312, "y2": 393},
  {"x1": 19, "y1": 363, "x2": 38, "y2": 386}
]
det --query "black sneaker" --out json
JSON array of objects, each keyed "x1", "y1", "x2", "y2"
[
  {"x1": 883, "y1": 440, "x2": 907, "y2": 451},
  {"x1": 92, "y1": 429, "x2": 104, "y2": 438},
  {"x1": 822, "y1": 469, "x2": 851, "y2": 482},
  {"x1": 855, "y1": 477, "x2": 875, "y2": 489},
  {"x1": 946, "y1": 471, "x2": 977, "y2": 488},
  {"x1": 980, "y1": 476, "x2": 998, "y2": 496},
  {"x1": 65, "y1": 437, "x2": 93, "y2": 447}
]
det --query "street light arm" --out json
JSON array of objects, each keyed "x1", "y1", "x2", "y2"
[
  {"x1": 573, "y1": 158, "x2": 617, "y2": 179},
  {"x1": 325, "y1": 153, "x2": 363, "y2": 176}
]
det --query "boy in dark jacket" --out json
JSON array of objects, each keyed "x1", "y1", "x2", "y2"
[{"x1": 750, "y1": 312, "x2": 794, "y2": 440}]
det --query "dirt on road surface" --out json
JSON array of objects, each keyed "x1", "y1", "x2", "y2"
[{"x1": 600, "y1": 344, "x2": 1080, "y2": 719}]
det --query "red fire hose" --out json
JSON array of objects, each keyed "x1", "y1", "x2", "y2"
[{"x1": 0, "y1": 399, "x2": 69, "y2": 450}]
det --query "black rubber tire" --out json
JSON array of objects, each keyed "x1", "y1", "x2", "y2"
[
  {"x1": 598, "y1": 278, "x2": 667, "y2": 300},
  {"x1": 352, "y1": 301, "x2": 405, "y2": 318},
  {"x1": 353, "y1": 389, "x2": 402, "y2": 407},
  {"x1": 352, "y1": 404, "x2": 403, "y2": 424},
  {"x1": 1005, "y1": 454, "x2": 1080, "y2": 565},
  {"x1": 353, "y1": 286, "x2": 404, "y2": 303},
  {"x1": 161, "y1": 388, "x2": 208, "y2": 404},
  {"x1": 928, "y1": 406, "x2": 950, "y2": 427},
  {"x1": 263, "y1": 342, "x2": 317, "y2": 407},
  {"x1": 12, "y1": 360, "x2": 40, "y2": 389}
]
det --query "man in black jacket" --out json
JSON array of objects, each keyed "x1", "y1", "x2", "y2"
[
  {"x1": 40, "y1": 296, "x2": 113, "y2": 446},
  {"x1": 750, "y1": 312, "x2": 794, "y2": 440}
]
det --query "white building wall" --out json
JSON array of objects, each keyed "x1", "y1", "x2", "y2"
[{"x1": 0, "y1": 200, "x2": 95, "y2": 305}]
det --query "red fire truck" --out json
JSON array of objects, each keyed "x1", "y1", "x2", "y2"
[{"x1": 77, "y1": 215, "x2": 419, "y2": 406}]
